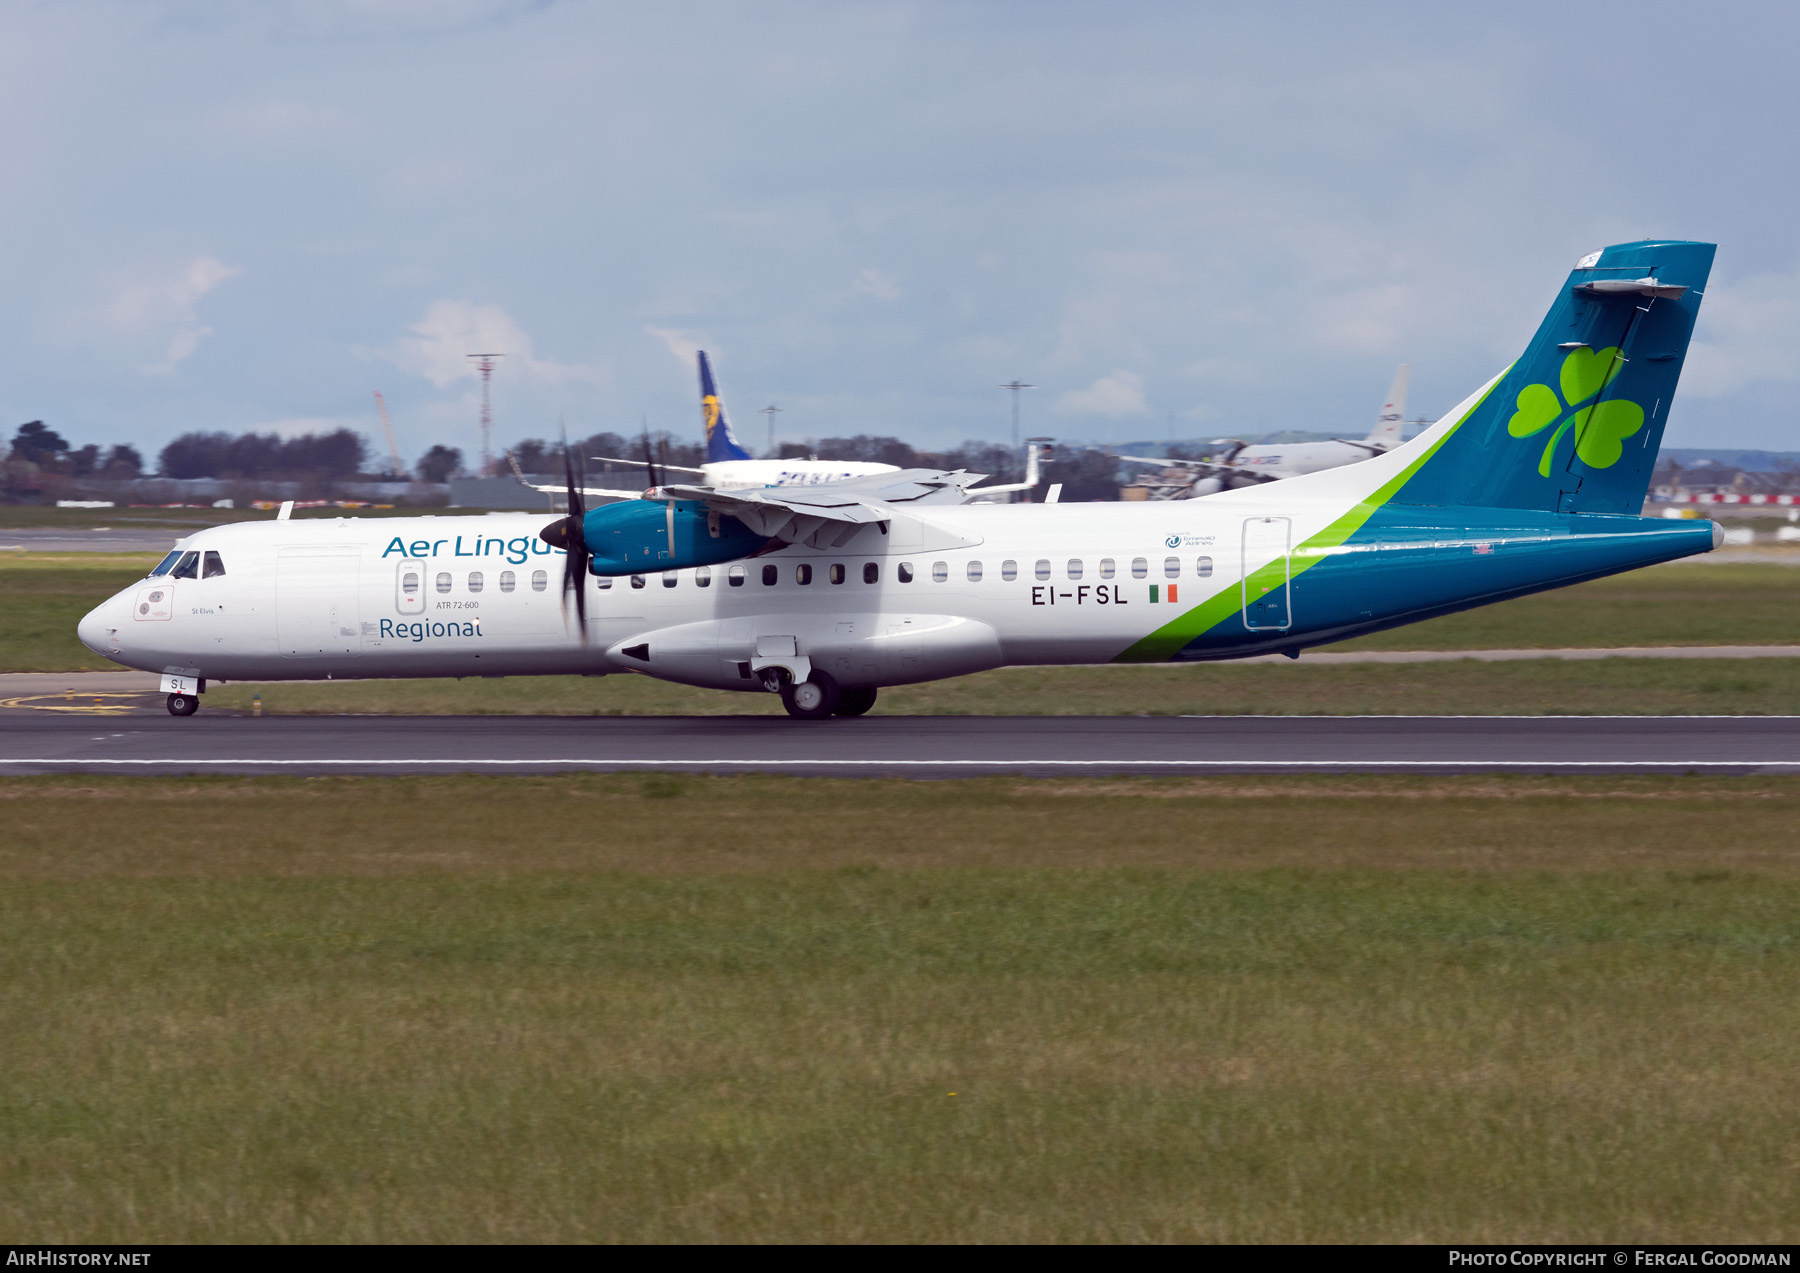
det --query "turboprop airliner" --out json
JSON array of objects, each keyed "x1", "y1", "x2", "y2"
[{"x1": 82, "y1": 239, "x2": 1722, "y2": 720}]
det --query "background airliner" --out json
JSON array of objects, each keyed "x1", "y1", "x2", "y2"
[
  {"x1": 83, "y1": 241, "x2": 1719, "y2": 721},
  {"x1": 1121, "y1": 365, "x2": 1415, "y2": 497},
  {"x1": 514, "y1": 351, "x2": 1045, "y2": 501}
]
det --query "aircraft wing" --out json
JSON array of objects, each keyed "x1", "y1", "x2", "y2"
[{"x1": 649, "y1": 468, "x2": 990, "y2": 548}]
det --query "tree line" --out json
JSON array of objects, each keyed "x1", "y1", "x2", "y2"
[{"x1": 7, "y1": 420, "x2": 1125, "y2": 501}]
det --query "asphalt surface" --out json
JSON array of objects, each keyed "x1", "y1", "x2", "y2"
[
  {"x1": 3, "y1": 711, "x2": 1798, "y2": 775},
  {"x1": 1, "y1": 527, "x2": 188, "y2": 553}
]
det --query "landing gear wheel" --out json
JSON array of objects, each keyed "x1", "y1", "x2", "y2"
[
  {"x1": 780, "y1": 670, "x2": 841, "y2": 720},
  {"x1": 166, "y1": 692, "x2": 199, "y2": 717},
  {"x1": 833, "y1": 687, "x2": 878, "y2": 717}
]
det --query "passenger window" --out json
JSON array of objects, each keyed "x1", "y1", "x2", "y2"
[
  {"x1": 1131, "y1": 557, "x2": 1148, "y2": 579},
  {"x1": 435, "y1": 572, "x2": 451, "y2": 594},
  {"x1": 402, "y1": 570, "x2": 420, "y2": 593},
  {"x1": 696, "y1": 566, "x2": 712, "y2": 588},
  {"x1": 1035, "y1": 559, "x2": 1051, "y2": 581},
  {"x1": 729, "y1": 565, "x2": 746, "y2": 587},
  {"x1": 149, "y1": 550, "x2": 182, "y2": 577},
  {"x1": 796, "y1": 564, "x2": 813, "y2": 585},
  {"x1": 967, "y1": 560, "x2": 982, "y2": 582},
  {"x1": 1164, "y1": 556, "x2": 1181, "y2": 578},
  {"x1": 631, "y1": 575, "x2": 646, "y2": 590},
  {"x1": 863, "y1": 562, "x2": 879, "y2": 584},
  {"x1": 1066, "y1": 558, "x2": 1083, "y2": 580},
  {"x1": 170, "y1": 552, "x2": 199, "y2": 580},
  {"x1": 596, "y1": 576, "x2": 613, "y2": 590},
  {"x1": 468, "y1": 571, "x2": 484, "y2": 594},
  {"x1": 499, "y1": 570, "x2": 516, "y2": 593},
  {"x1": 762, "y1": 564, "x2": 779, "y2": 586},
  {"x1": 931, "y1": 561, "x2": 948, "y2": 582},
  {"x1": 662, "y1": 571, "x2": 678, "y2": 588},
  {"x1": 531, "y1": 570, "x2": 547, "y2": 592},
  {"x1": 1195, "y1": 555, "x2": 1213, "y2": 578},
  {"x1": 1001, "y1": 559, "x2": 1017, "y2": 581},
  {"x1": 203, "y1": 551, "x2": 226, "y2": 579},
  {"x1": 829, "y1": 563, "x2": 845, "y2": 584},
  {"x1": 1099, "y1": 558, "x2": 1115, "y2": 580},
  {"x1": 897, "y1": 562, "x2": 914, "y2": 583}
]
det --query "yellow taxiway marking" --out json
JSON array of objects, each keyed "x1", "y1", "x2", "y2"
[{"x1": 0, "y1": 692, "x2": 154, "y2": 714}]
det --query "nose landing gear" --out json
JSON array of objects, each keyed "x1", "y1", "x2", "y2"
[{"x1": 166, "y1": 693, "x2": 199, "y2": 717}]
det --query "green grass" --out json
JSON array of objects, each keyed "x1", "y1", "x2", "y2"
[
  {"x1": 1319, "y1": 562, "x2": 1800, "y2": 650},
  {"x1": 0, "y1": 554, "x2": 160, "y2": 671},
  {"x1": 1, "y1": 774, "x2": 1797, "y2": 1242}
]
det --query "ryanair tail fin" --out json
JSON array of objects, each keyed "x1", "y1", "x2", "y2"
[
  {"x1": 698, "y1": 351, "x2": 754, "y2": 464},
  {"x1": 1393, "y1": 240, "x2": 1714, "y2": 516},
  {"x1": 1366, "y1": 364, "x2": 1409, "y2": 446}
]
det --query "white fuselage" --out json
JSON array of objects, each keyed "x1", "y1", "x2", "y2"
[
  {"x1": 1229, "y1": 439, "x2": 1386, "y2": 480},
  {"x1": 79, "y1": 500, "x2": 1268, "y2": 691},
  {"x1": 702, "y1": 459, "x2": 898, "y2": 490}
]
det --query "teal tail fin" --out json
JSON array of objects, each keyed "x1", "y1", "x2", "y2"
[{"x1": 1396, "y1": 240, "x2": 1714, "y2": 515}]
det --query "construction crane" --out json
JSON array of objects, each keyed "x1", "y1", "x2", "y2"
[{"x1": 372, "y1": 391, "x2": 405, "y2": 479}]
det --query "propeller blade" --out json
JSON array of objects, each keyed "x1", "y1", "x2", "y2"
[{"x1": 548, "y1": 434, "x2": 588, "y2": 638}]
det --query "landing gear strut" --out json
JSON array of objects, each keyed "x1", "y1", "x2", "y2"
[
  {"x1": 166, "y1": 692, "x2": 199, "y2": 717},
  {"x1": 779, "y1": 670, "x2": 841, "y2": 720}
]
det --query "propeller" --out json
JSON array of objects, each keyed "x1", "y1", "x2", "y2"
[
  {"x1": 537, "y1": 435, "x2": 591, "y2": 639},
  {"x1": 640, "y1": 419, "x2": 663, "y2": 492}
]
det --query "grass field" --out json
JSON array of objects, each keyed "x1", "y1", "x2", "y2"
[{"x1": 1, "y1": 773, "x2": 1796, "y2": 1242}]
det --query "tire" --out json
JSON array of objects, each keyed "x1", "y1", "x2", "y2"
[
  {"x1": 832, "y1": 687, "x2": 878, "y2": 717},
  {"x1": 780, "y1": 670, "x2": 841, "y2": 720},
  {"x1": 166, "y1": 692, "x2": 199, "y2": 717}
]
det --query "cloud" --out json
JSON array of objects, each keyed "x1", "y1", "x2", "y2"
[
  {"x1": 645, "y1": 326, "x2": 704, "y2": 367},
  {"x1": 105, "y1": 255, "x2": 240, "y2": 375},
  {"x1": 852, "y1": 266, "x2": 901, "y2": 301},
  {"x1": 1055, "y1": 369, "x2": 1150, "y2": 419},
  {"x1": 1682, "y1": 266, "x2": 1800, "y2": 398},
  {"x1": 385, "y1": 300, "x2": 606, "y2": 389}
]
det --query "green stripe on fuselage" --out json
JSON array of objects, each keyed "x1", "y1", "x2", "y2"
[{"x1": 1113, "y1": 378, "x2": 1501, "y2": 663}]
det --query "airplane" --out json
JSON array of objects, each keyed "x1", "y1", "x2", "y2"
[
  {"x1": 81, "y1": 238, "x2": 1721, "y2": 722},
  {"x1": 1120, "y1": 364, "x2": 1418, "y2": 498},
  {"x1": 514, "y1": 350, "x2": 1046, "y2": 500}
]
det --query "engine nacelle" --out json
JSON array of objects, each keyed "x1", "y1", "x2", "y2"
[{"x1": 582, "y1": 499, "x2": 769, "y2": 576}]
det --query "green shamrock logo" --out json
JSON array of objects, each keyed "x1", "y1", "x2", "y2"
[{"x1": 1504, "y1": 347, "x2": 1643, "y2": 477}]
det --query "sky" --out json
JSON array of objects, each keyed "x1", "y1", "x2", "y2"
[{"x1": 4, "y1": 0, "x2": 1800, "y2": 469}]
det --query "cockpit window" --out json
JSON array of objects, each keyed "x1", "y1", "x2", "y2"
[
  {"x1": 202, "y1": 551, "x2": 226, "y2": 579},
  {"x1": 149, "y1": 550, "x2": 182, "y2": 577},
  {"x1": 169, "y1": 551, "x2": 200, "y2": 580}
]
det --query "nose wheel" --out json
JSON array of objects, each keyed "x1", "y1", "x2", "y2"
[{"x1": 166, "y1": 692, "x2": 199, "y2": 717}]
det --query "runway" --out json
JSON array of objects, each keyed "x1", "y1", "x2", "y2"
[{"x1": 3, "y1": 711, "x2": 1799, "y2": 775}]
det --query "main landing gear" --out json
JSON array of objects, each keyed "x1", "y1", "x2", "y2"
[
  {"x1": 773, "y1": 670, "x2": 880, "y2": 720},
  {"x1": 166, "y1": 692, "x2": 199, "y2": 717}
]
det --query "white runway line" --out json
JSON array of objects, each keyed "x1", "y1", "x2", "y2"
[{"x1": 0, "y1": 758, "x2": 1793, "y2": 769}]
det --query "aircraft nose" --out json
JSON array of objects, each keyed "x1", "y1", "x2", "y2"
[{"x1": 77, "y1": 597, "x2": 124, "y2": 659}]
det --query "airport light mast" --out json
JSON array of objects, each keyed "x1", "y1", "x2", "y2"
[
  {"x1": 999, "y1": 379, "x2": 1034, "y2": 451},
  {"x1": 759, "y1": 403, "x2": 783, "y2": 457},
  {"x1": 467, "y1": 353, "x2": 504, "y2": 476}
]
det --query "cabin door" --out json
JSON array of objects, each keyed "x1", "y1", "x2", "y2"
[
  {"x1": 277, "y1": 547, "x2": 363, "y2": 656},
  {"x1": 1240, "y1": 517, "x2": 1292, "y2": 631}
]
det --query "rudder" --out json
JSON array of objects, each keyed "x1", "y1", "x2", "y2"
[{"x1": 1394, "y1": 240, "x2": 1714, "y2": 515}]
